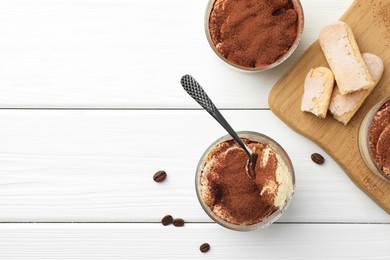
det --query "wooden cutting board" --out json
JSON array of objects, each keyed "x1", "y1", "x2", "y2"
[{"x1": 269, "y1": 0, "x2": 390, "y2": 214}]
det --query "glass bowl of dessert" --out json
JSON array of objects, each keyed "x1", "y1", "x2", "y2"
[
  {"x1": 204, "y1": 0, "x2": 304, "y2": 72},
  {"x1": 195, "y1": 131, "x2": 295, "y2": 231},
  {"x1": 359, "y1": 95, "x2": 390, "y2": 182}
]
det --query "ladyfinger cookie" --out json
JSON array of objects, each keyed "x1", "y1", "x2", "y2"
[
  {"x1": 329, "y1": 53, "x2": 384, "y2": 125},
  {"x1": 319, "y1": 21, "x2": 374, "y2": 95},
  {"x1": 301, "y1": 67, "x2": 335, "y2": 118}
]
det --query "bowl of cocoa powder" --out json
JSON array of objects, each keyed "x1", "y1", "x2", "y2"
[
  {"x1": 359, "y1": 95, "x2": 390, "y2": 182},
  {"x1": 205, "y1": 0, "x2": 304, "y2": 72},
  {"x1": 195, "y1": 131, "x2": 295, "y2": 231}
]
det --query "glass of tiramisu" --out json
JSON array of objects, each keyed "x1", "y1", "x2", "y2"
[
  {"x1": 195, "y1": 131, "x2": 295, "y2": 231},
  {"x1": 359, "y1": 95, "x2": 390, "y2": 182},
  {"x1": 205, "y1": 0, "x2": 304, "y2": 72}
]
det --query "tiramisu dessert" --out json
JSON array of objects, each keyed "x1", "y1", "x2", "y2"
[
  {"x1": 359, "y1": 98, "x2": 390, "y2": 182},
  {"x1": 197, "y1": 135, "x2": 294, "y2": 228},
  {"x1": 207, "y1": 0, "x2": 302, "y2": 69},
  {"x1": 369, "y1": 100, "x2": 390, "y2": 180}
]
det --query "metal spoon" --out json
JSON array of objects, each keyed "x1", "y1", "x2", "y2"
[{"x1": 180, "y1": 74, "x2": 258, "y2": 180}]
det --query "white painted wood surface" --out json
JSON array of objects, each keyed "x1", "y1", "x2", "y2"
[
  {"x1": 0, "y1": 0, "x2": 352, "y2": 108},
  {"x1": 0, "y1": 110, "x2": 388, "y2": 223},
  {"x1": 0, "y1": 223, "x2": 389, "y2": 259},
  {"x1": 0, "y1": 0, "x2": 389, "y2": 259}
]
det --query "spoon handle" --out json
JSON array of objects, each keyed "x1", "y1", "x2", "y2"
[{"x1": 180, "y1": 74, "x2": 252, "y2": 156}]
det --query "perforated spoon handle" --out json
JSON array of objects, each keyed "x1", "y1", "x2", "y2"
[{"x1": 180, "y1": 74, "x2": 252, "y2": 156}]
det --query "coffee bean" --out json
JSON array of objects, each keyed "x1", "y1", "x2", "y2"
[
  {"x1": 153, "y1": 170, "x2": 167, "y2": 182},
  {"x1": 161, "y1": 215, "x2": 173, "y2": 226},
  {"x1": 172, "y1": 218, "x2": 185, "y2": 227},
  {"x1": 199, "y1": 243, "x2": 210, "y2": 253},
  {"x1": 311, "y1": 153, "x2": 325, "y2": 165}
]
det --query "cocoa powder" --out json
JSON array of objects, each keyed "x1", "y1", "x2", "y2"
[
  {"x1": 209, "y1": 0, "x2": 299, "y2": 68},
  {"x1": 369, "y1": 99, "x2": 390, "y2": 178},
  {"x1": 204, "y1": 139, "x2": 278, "y2": 225}
]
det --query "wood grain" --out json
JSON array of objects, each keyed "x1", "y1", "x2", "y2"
[
  {"x1": 0, "y1": 0, "x2": 353, "y2": 108},
  {"x1": 0, "y1": 110, "x2": 388, "y2": 222},
  {"x1": 0, "y1": 1, "x2": 387, "y2": 258},
  {"x1": 0, "y1": 223, "x2": 389, "y2": 259},
  {"x1": 269, "y1": 0, "x2": 390, "y2": 213}
]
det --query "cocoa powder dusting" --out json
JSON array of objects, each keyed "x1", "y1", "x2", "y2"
[
  {"x1": 209, "y1": 0, "x2": 298, "y2": 68},
  {"x1": 203, "y1": 139, "x2": 278, "y2": 225},
  {"x1": 376, "y1": 125, "x2": 390, "y2": 170},
  {"x1": 256, "y1": 147, "x2": 280, "y2": 205},
  {"x1": 369, "y1": 99, "x2": 390, "y2": 180},
  {"x1": 370, "y1": 101, "x2": 390, "y2": 160}
]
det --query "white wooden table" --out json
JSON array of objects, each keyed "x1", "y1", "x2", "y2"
[{"x1": 0, "y1": 0, "x2": 389, "y2": 259}]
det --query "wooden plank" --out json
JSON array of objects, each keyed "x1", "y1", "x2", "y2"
[
  {"x1": 269, "y1": 0, "x2": 390, "y2": 214},
  {"x1": 0, "y1": 0, "x2": 353, "y2": 108},
  {"x1": 0, "y1": 223, "x2": 389, "y2": 259},
  {"x1": 0, "y1": 110, "x2": 388, "y2": 222}
]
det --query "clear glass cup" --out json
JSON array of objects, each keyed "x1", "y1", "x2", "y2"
[
  {"x1": 195, "y1": 131, "x2": 295, "y2": 231},
  {"x1": 359, "y1": 95, "x2": 390, "y2": 182},
  {"x1": 204, "y1": 0, "x2": 304, "y2": 72}
]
